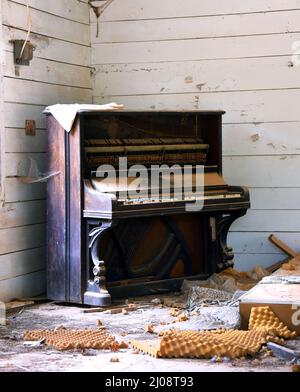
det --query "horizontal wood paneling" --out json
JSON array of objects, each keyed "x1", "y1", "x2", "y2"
[
  {"x1": 249, "y1": 188, "x2": 300, "y2": 209},
  {"x1": 2, "y1": 0, "x2": 90, "y2": 46},
  {"x1": 94, "y1": 89, "x2": 300, "y2": 123},
  {"x1": 4, "y1": 103, "x2": 46, "y2": 129},
  {"x1": 4, "y1": 52, "x2": 92, "y2": 89},
  {"x1": 233, "y1": 253, "x2": 283, "y2": 271},
  {"x1": 0, "y1": 270, "x2": 46, "y2": 302},
  {"x1": 4, "y1": 78, "x2": 91, "y2": 106},
  {"x1": 13, "y1": 0, "x2": 90, "y2": 24},
  {"x1": 0, "y1": 200, "x2": 46, "y2": 228},
  {"x1": 91, "y1": 9, "x2": 300, "y2": 43},
  {"x1": 5, "y1": 153, "x2": 46, "y2": 177},
  {"x1": 231, "y1": 210, "x2": 300, "y2": 232},
  {"x1": 4, "y1": 179, "x2": 46, "y2": 202},
  {"x1": 223, "y1": 123, "x2": 300, "y2": 156},
  {"x1": 0, "y1": 4, "x2": 4, "y2": 201},
  {"x1": 0, "y1": 224, "x2": 46, "y2": 255},
  {"x1": 90, "y1": 0, "x2": 300, "y2": 22},
  {"x1": 228, "y1": 232, "x2": 300, "y2": 254},
  {"x1": 92, "y1": 33, "x2": 300, "y2": 64},
  {"x1": 0, "y1": 247, "x2": 46, "y2": 281},
  {"x1": 224, "y1": 156, "x2": 300, "y2": 187},
  {"x1": 5, "y1": 129, "x2": 47, "y2": 153},
  {"x1": 94, "y1": 57, "x2": 299, "y2": 96},
  {"x1": 3, "y1": 26, "x2": 91, "y2": 67},
  {"x1": 0, "y1": 0, "x2": 91, "y2": 301}
]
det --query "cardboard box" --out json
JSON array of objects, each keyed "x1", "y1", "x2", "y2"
[{"x1": 239, "y1": 283, "x2": 300, "y2": 335}]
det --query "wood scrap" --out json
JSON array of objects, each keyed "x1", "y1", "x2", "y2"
[
  {"x1": 104, "y1": 305, "x2": 138, "y2": 315},
  {"x1": 281, "y1": 262, "x2": 296, "y2": 271},
  {"x1": 268, "y1": 235, "x2": 300, "y2": 273},
  {"x1": 83, "y1": 304, "x2": 138, "y2": 314},
  {"x1": 177, "y1": 313, "x2": 189, "y2": 322},
  {"x1": 266, "y1": 258, "x2": 290, "y2": 274},
  {"x1": 16, "y1": 296, "x2": 48, "y2": 303},
  {"x1": 268, "y1": 234, "x2": 299, "y2": 258},
  {"x1": 267, "y1": 342, "x2": 300, "y2": 362},
  {"x1": 144, "y1": 323, "x2": 155, "y2": 333},
  {"x1": 169, "y1": 308, "x2": 180, "y2": 317},
  {"x1": 292, "y1": 364, "x2": 300, "y2": 372},
  {"x1": 5, "y1": 300, "x2": 35, "y2": 313}
]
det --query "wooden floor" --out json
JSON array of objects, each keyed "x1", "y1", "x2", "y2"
[{"x1": 0, "y1": 299, "x2": 298, "y2": 372}]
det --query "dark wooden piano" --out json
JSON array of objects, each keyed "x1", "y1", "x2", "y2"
[{"x1": 46, "y1": 111, "x2": 250, "y2": 306}]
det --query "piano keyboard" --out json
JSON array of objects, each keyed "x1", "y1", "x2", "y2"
[{"x1": 118, "y1": 193, "x2": 242, "y2": 205}]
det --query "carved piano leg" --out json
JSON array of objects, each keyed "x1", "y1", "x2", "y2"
[
  {"x1": 84, "y1": 221, "x2": 114, "y2": 307},
  {"x1": 218, "y1": 209, "x2": 248, "y2": 271},
  {"x1": 209, "y1": 210, "x2": 247, "y2": 273}
]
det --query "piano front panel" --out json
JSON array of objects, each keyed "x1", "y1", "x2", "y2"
[{"x1": 98, "y1": 215, "x2": 206, "y2": 284}]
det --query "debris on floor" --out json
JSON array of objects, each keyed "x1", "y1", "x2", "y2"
[
  {"x1": 131, "y1": 329, "x2": 279, "y2": 359},
  {"x1": 83, "y1": 303, "x2": 139, "y2": 314},
  {"x1": 239, "y1": 276, "x2": 300, "y2": 334},
  {"x1": 291, "y1": 364, "x2": 300, "y2": 372},
  {"x1": 155, "y1": 306, "x2": 241, "y2": 333},
  {"x1": 5, "y1": 301, "x2": 35, "y2": 313},
  {"x1": 266, "y1": 342, "x2": 300, "y2": 362},
  {"x1": 181, "y1": 265, "x2": 270, "y2": 294},
  {"x1": 144, "y1": 323, "x2": 155, "y2": 334},
  {"x1": 23, "y1": 329, "x2": 123, "y2": 351},
  {"x1": 187, "y1": 286, "x2": 234, "y2": 308},
  {"x1": 268, "y1": 234, "x2": 300, "y2": 274},
  {"x1": 248, "y1": 306, "x2": 297, "y2": 339},
  {"x1": 131, "y1": 305, "x2": 297, "y2": 359},
  {"x1": 0, "y1": 255, "x2": 299, "y2": 372}
]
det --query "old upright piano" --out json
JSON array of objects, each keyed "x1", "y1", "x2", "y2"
[{"x1": 46, "y1": 110, "x2": 250, "y2": 306}]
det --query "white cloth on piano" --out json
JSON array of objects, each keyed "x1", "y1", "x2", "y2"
[{"x1": 44, "y1": 103, "x2": 124, "y2": 132}]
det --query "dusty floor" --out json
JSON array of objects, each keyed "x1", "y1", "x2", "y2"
[{"x1": 0, "y1": 297, "x2": 298, "y2": 372}]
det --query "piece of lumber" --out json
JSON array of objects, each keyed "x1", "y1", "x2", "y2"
[
  {"x1": 83, "y1": 304, "x2": 138, "y2": 314},
  {"x1": 268, "y1": 235, "x2": 298, "y2": 258},
  {"x1": 83, "y1": 306, "x2": 123, "y2": 314},
  {"x1": 267, "y1": 342, "x2": 300, "y2": 361},
  {"x1": 5, "y1": 300, "x2": 35, "y2": 312},
  {"x1": 266, "y1": 257, "x2": 290, "y2": 273},
  {"x1": 16, "y1": 296, "x2": 48, "y2": 302}
]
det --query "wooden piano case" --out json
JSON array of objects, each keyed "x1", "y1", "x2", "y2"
[{"x1": 46, "y1": 111, "x2": 250, "y2": 306}]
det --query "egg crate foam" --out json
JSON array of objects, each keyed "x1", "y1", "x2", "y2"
[
  {"x1": 131, "y1": 305, "x2": 297, "y2": 359},
  {"x1": 23, "y1": 329, "x2": 120, "y2": 351},
  {"x1": 248, "y1": 306, "x2": 297, "y2": 339}
]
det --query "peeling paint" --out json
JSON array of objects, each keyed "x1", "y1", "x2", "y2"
[
  {"x1": 251, "y1": 134, "x2": 260, "y2": 142},
  {"x1": 184, "y1": 76, "x2": 193, "y2": 84},
  {"x1": 267, "y1": 143, "x2": 276, "y2": 149},
  {"x1": 196, "y1": 82, "x2": 206, "y2": 91}
]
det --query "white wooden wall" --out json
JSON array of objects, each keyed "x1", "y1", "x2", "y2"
[
  {"x1": 0, "y1": 0, "x2": 92, "y2": 302},
  {"x1": 0, "y1": 0, "x2": 299, "y2": 302},
  {"x1": 91, "y1": 0, "x2": 300, "y2": 271}
]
